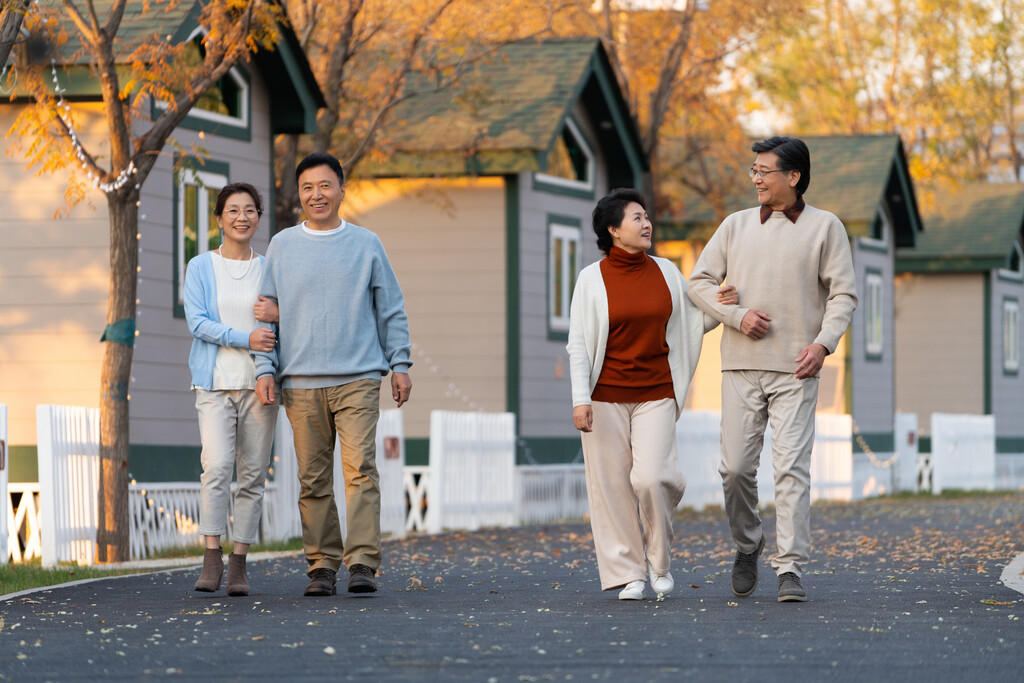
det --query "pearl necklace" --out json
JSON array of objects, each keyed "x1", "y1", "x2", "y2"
[{"x1": 218, "y1": 246, "x2": 254, "y2": 280}]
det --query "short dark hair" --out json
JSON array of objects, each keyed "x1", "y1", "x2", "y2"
[
  {"x1": 295, "y1": 152, "x2": 345, "y2": 186},
  {"x1": 592, "y1": 188, "x2": 647, "y2": 255},
  {"x1": 214, "y1": 182, "x2": 263, "y2": 217},
  {"x1": 751, "y1": 136, "x2": 810, "y2": 197}
]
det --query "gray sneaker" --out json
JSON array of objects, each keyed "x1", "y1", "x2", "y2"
[
  {"x1": 777, "y1": 572, "x2": 806, "y2": 602},
  {"x1": 731, "y1": 535, "x2": 765, "y2": 597}
]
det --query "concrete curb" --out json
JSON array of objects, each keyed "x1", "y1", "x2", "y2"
[{"x1": 0, "y1": 550, "x2": 302, "y2": 603}]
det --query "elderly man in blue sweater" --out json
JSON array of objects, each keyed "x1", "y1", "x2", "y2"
[{"x1": 254, "y1": 152, "x2": 412, "y2": 597}]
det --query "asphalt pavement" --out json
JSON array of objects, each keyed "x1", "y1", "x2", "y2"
[{"x1": 1, "y1": 494, "x2": 1022, "y2": 682}]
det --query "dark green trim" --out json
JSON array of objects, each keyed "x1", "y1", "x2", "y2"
[
  {"x1": 896, "y1": 257, "x2": 1004, "y2": 273},
  {"x1": 518, "y1": 437, "x2": 583, "y2": 465},
  {"x1": 405, "y1": 438, "x2": 429, "y2": 467},
  {"x1": 546, "y1": 214, "x2": 582, "y2": 342},
  {"x1": 587, "y1": 56, "x2": 645, "y2": 188},
  {"x1": 505, "y1": 176, "x2": 521, "y2": 426},
  {"x1": 995, "y1": 437, "x2": 1024, "y2": 453},
  {"x1": 7, "y1": 446, "x2": 38, "y2": 483},
  {"x1": 172, "y1": 156, "x2": 231, "y2": 318},
  {"x1": 1002, "y1": 295, "x2": 1020, "y2": 376},
  {"x1": 853, "y1": 432, "x2": 894, "y2": 453},
  {"x1": 532, "y1": 174, "x2": 597, "y2": 200},
  {"x1": 129, "y1": 444, "x2": 203, "y2": 483},
  {"x1": 918, "y1": 436, "x2": 931, "y2": 454},
  {"x1": 260, "y1": 30, "x2": 325, "y2": 134},
  {"x1": 996, "y1": 269, "x2": 1024, "y2": 284},
  {"x1": 534, "y1": 117, "x2": 596, "y2": 200},
  {"x1": 150, "y1": 58, "x2": 253, "y2": 142},
  {"x1": 864, "y1": 267, "x2": 884, "y2": 362},
  {"x1": 984, "y1": 275, "x2": 992, "y2": 414}
]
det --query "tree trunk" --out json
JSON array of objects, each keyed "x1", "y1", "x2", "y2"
[
  {"x1": 96, "y1": 190, "x2": 139, "y2": 563},
  {"x1": 276, "y1": 133, "x2": 301, "y2": 231},
  {"x1": 0, "y1": 0, "x2": 32, "y2": 69}
]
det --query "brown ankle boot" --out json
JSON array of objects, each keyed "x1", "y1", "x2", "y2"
[
  {"x1": 194, "y1": 547, "x2": 224, "y2": 592},
  {"x1": 226, "y1": 553, "x2": 249, "y2": 597}
]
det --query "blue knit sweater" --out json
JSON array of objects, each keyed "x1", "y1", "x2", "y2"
[{"x1": 253, "y1": 222, "x2": 412, "y2": 388}]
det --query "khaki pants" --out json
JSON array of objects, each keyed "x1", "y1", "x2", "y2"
[
  {"x1": 720, "y1": 370, "x2": 818, "y2": 577},
  {"x1": 195, "y1": 388, "x2": 277, "y2": 544},
  {"x1": 581, "y1": 399, "x2": 685, "y2": 591},
  {"x1": 283, "y1": 379, "x2": 382, "y2": 575}
]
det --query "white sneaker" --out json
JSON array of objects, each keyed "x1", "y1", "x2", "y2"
[
  {"x1": 618, "y1": 580, "x2": 646, "y2": 600},
  {"x1": 649, "y1": 570, "x2": 674, "y2": 600}
]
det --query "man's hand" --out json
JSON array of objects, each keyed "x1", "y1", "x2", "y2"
[
  {"x1": 254, "y1": 296, "x2": 279, "y2": 323},
  {"x1": 740, "y1": 309, "x2": 771, "y2": 339},
  {"x1": 256, "y1": 376, "x2": 276, "y2": 405},
  {"x1": 573, "y1": 405, "x2": 593, "y2": 433},
  {"x1": 794, "y1": 343, "x2": 828, "y2": 379},
  {"x1": 717, "y1": 285, "x2": 738, "y2": 305},
  {"x1": 392, "y1": 372, "x2": 412, "y2": 407},
  {"x1": 248, "y1": 327, "x2": 276, "y2": 352}
]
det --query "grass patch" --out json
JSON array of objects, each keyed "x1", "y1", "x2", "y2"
[{"x1": 1, "y1": 537, "x2": 304, "y2": 597}]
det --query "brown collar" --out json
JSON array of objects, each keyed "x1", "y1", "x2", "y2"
[{"x1": 759, "y1": 197, "x2": 805, "y2": 224}]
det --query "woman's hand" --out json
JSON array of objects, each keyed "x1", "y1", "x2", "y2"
[
  {"x1": 248, "y1": 327, "x2": 276, "y2": 352},
  {"x1": 573, "y1": 405, "x2": 593, "y2": 433},
  {"x1": 254, "y1": 296, "x2": 279, "y2": 323},
  {"x1": 717, "y1": 284, "x2": 738, "y2": 306}
]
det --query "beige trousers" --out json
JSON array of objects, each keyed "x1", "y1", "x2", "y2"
[
  {"x1": 720, "y1": 370, "x2": 818, "y2": 577},
  {"x1": 581, "y1": 398, "x2": 685, "y2": 591},
  {"x1": 283, "y1": 379, "x2": 382, "y2": 575}
]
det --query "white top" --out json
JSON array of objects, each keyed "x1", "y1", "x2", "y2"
[
  {"x1": 211, "y1": 252, "x2": 263, "y2": 390},
  {"x1": 566, "y1": 255, "x2": 718, "y2": 419}
]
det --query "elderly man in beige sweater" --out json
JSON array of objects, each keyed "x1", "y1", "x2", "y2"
[{"x1": 687, "y1": 136, "x2": 857, "y2": 603}]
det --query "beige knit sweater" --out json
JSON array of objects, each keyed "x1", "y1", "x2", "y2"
[{"x1": 686, "y1": 204, "x2": 858, "y2": 374}]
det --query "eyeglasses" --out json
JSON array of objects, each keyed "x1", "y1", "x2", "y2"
[
  {"x1": 748, "y1": 168, "x2": 787, "y2": 180},
  {"x1": 223, "y1": 208, "x2": 261, "y2": 220}
]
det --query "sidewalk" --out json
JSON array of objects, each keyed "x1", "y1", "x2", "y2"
[{"x1": 1, "y1": 494, "x2": 1021, "y2": 682}]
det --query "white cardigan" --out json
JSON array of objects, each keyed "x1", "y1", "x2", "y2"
[{"x1": 566, "y1": 256, "x2": 717, "y2": 419}]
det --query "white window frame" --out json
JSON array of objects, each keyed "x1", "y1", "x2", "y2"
[
  {"x1": 536, "y1": 118, "x2": 595, "y2": 192},
  {"x1": 864, "y1": 271, "x2": 884, "y2": 358},
  {"x1": 155, "y1": 28, "x2": 250, "y2": 129},
  {"x1": 1004, "y1": 298, "x2": 1020, "y2": 373},
  {"x1": 177, "y1": 168, "x2": 227, "y2": 304},
  {"x1": 549, "y1": 224, "x2": 581, "y2": 333}
]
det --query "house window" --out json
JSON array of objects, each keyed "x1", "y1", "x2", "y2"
[
  {"x1": 549, "y1": 223, "x2": 581, "y2": 334},
  {"x1": 1004, "y1": 298, "x2": 1020, "y2": 374},
  {"x1": 176, "y1": 167, "x2": 227, "y2": 306},
  {"x1": 536, "y1": 118, "x2": 594, "y2": 193},
  {"x1": 864, "y1": 270, "x2": 883, "y2": 359}
]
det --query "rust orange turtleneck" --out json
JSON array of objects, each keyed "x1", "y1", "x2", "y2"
[{"x1": 591, "y1": 246, "x2": 675, "y2": 404}]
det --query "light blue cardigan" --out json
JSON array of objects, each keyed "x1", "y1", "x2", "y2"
[{"x1": 183, "y1": 251, "x2": 275, "y2": 390}]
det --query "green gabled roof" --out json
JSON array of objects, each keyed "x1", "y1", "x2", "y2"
[
  {"x1": 361, "y1": 37, "x2": 645, "y2": 182},
  {"x1": 896, "y1": 183, "x2": 1024, "y2": 273},
  {"x1": 664, "y1": 135, "x2": 920, "y2": 246},
  {"x1": 19, "y1": 0, "x2": 324, "y2": 134}
]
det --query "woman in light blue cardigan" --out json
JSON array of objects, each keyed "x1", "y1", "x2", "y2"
[{"x1": 184, "y1": 182, "x2": 277, "y2": 596}]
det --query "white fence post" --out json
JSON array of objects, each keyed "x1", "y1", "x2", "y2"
[
  {"x1": 376, "y1": 409, "x2": 407, "y2": 539},
  {"x1": 36, "y1": 405, "x2": 101, "y2": 567},
  {"x1": 265, "y1": 406, "x2": 301, "y2": 543},
  {"x1": 894, "y1": 413, "x2": 919, "y2": 493},
  {"x1": 1, "y1": 404, "x2": 7, "y2": 565},
  {"x1": 675, "y1": 410, "x2": 725, "y2": 509},
  {"x1": 426, "y1": 411, "x2": 516, "y2": 534},
  {"x1": 930, "y1": 413, "x2": 995, "y2": 493}
]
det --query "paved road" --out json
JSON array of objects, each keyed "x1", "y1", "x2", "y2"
[{"x1": 1, "y1": 495, "x2": 1022, "y2": 682}]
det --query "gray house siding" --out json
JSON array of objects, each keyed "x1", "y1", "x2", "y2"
[
  {"x1": 128, "y1": 64, "x2": 275, "y2": 477},
  {"x1": 990, "y1": 269, "x2": 1024, "y2": 449},
  {"x1": 850, "y1": 236, "x2": 895, "y2": 449},
  {"x1": 515, "y1": 105, "x2": 611, "y2": 463}
]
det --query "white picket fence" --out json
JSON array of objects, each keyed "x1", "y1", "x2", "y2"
[
  {"x1": 425, "y1": 411, "x2": 517, "y2": 534},
  {"x1": 1, "y1": 404, "x2": 7, "y2": 565},
  {"x1": 929, "y1": 413, "x2": 995, "y2": 493}
]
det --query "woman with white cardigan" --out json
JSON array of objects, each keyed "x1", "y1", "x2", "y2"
[
  {"x1": 567, "y1": 188, "x2": 735, "y2": 600},
  {"x1": 184, "y1": 182, "x2": 278, "y2": 596}
]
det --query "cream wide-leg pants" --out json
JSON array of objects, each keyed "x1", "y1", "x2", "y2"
[
  {"x1": 581, "y1": 398, "x2": 686, "y2": 591},
  {"x1": 719, "y1": 370, "x2": 819, "y2": 577}
]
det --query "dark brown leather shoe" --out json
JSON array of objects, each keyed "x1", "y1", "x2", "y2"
[
  {"x1": 226, "y1": 553, "x2": 249, "y2": 597},
  {"x1": 194, "y1": 547, "x2": 224, "y2": 592},
  {"x1": 347, "y1": 564, "x2": 378, "y2": 593},
  {"x1": 304, "y1": 568, "x2": 337, "y2": 596}
]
